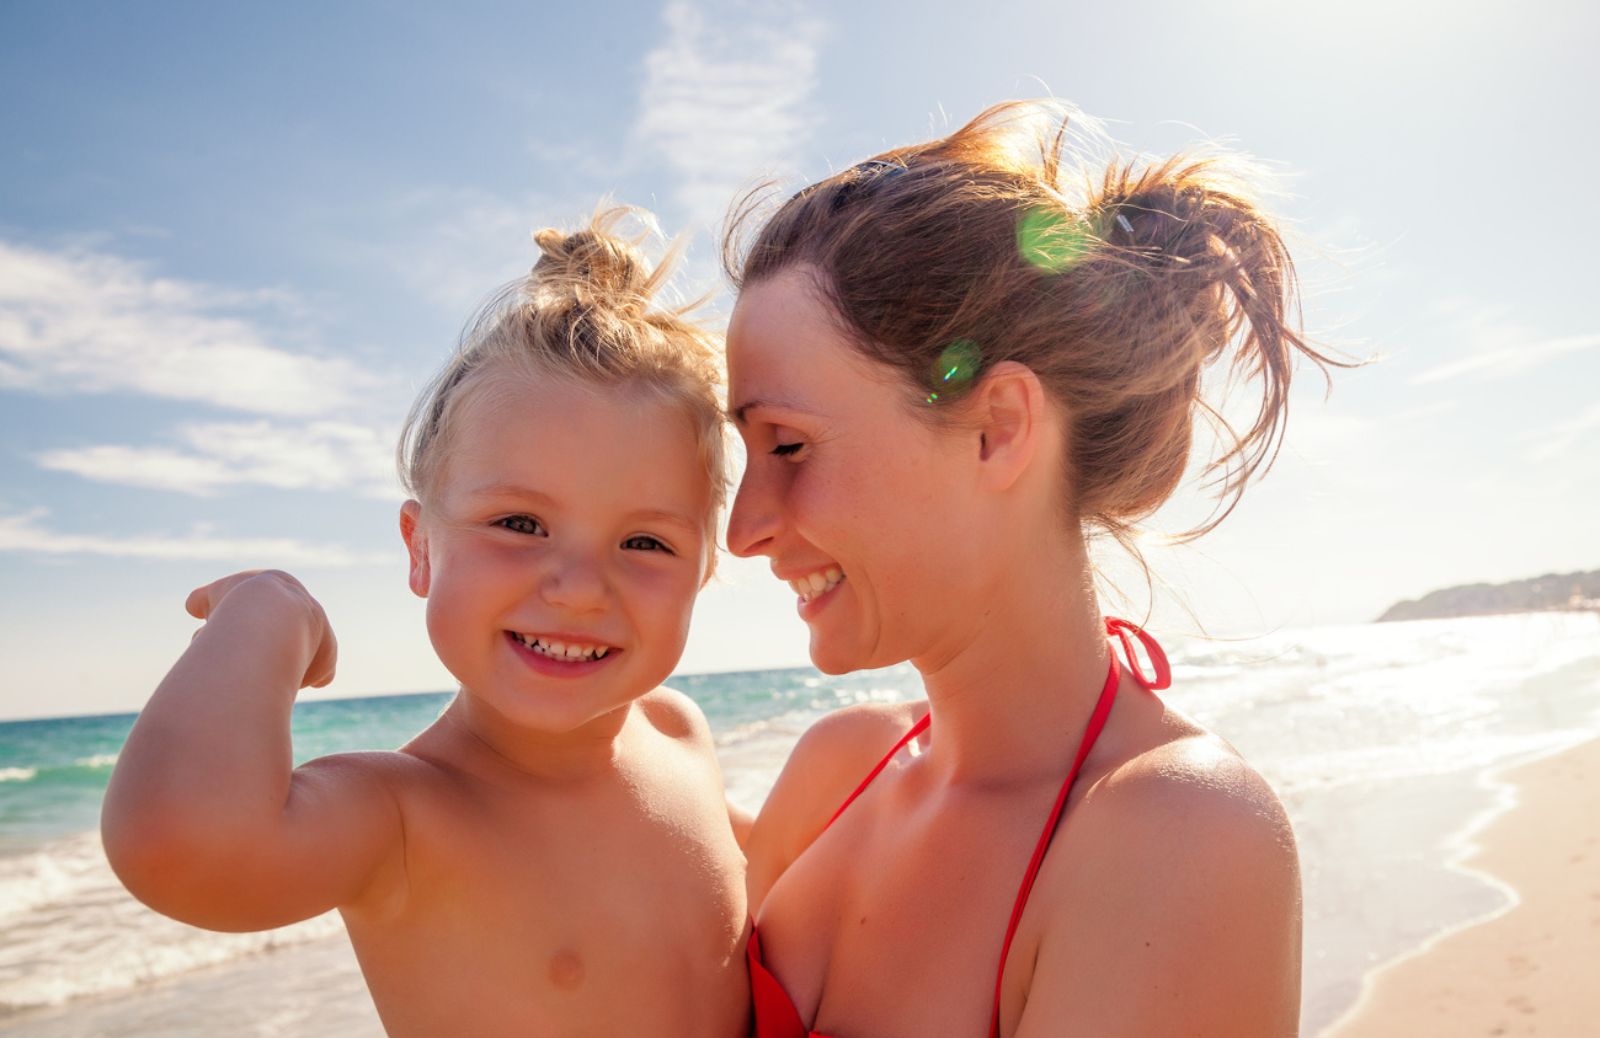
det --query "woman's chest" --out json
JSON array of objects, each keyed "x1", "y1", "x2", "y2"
[{"x1": 756, "y1": 791, "x2": 1063, "y2": 1037}]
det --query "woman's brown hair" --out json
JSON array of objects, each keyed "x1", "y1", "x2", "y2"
[{"x1": 724, "y1": 101, "x2": 1350, "y2": 548}]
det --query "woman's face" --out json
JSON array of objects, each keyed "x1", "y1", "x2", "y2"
[{"x1": 726, "y1": 267, "x2": 983, "y2": 674}]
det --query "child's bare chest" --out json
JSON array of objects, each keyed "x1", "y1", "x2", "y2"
[{"x1": 344, "y1": 757, "x2": 748, "y2": 1037}]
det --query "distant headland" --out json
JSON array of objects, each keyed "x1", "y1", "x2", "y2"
[{"x1": 1378, "y1": 569, "x2": 1600, "y2": 622}]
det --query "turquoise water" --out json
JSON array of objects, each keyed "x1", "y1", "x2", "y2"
[
  {"x1": 0, "y1": 664, "x2": 925, "y2": 847},
  {"x1": 0, "y1": 695, "x2": 459, "y2": 845}
]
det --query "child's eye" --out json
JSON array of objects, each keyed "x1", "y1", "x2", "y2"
[
  {"x1": 497, "y1": 515, "x2": 546, "y2": 536},
  {"x1": 623, "y1": 535, "x2": 673, "y2": 553},
  {"x1": 771, "y1": 442, "x2": 804, "y2": 457}
]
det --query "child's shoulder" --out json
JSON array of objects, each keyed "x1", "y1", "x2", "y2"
[
  {"x1": 635, "y1": 685, "x2": 715, "y2": 748},
  {"x1": 295, "y1": 747, "x2": 445, "y2": 796}
]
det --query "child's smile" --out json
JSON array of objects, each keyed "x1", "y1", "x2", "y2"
[
  {"x1": 506, "y1": 629, "x2": 619, "y2": 676},
  {"x1": 508, "y1": 630, "x2": 615, "y2": 662}
]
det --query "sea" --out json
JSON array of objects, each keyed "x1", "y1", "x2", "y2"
[{"x1": 2, "y1": 611, "x2": 1598, "y2": 1036}]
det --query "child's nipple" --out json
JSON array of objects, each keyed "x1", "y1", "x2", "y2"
[{"x1": 548, "y1": 947, "x2": 586, "y2": 992}]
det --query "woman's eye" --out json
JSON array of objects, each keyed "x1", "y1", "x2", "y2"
[
  {"x1": 623, "y1": 535, "x2": 673, "y2": 553},
  {"x1": 771, "y1": 442, "x2": 804, "y2": 457},
  {"x1": 497, "y1": 515, "x2": 546, "y2": 536}
]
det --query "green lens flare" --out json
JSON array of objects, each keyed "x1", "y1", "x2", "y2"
[
  {"x1": 926, "y1": 338, "x2": 982, "y2": 404},
  {"x1": 1017, "y1": 207, "x2": 1094, "y2": 273}
]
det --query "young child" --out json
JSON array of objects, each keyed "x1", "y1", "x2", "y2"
[{"x1": 101, "y1": 209, "x2": 750, "y2": 1037}]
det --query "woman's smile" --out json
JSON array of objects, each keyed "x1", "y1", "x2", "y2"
[
  {"x1": 794, "y1": 571, "x2": 845, "y2": 619},
  {"x1": 782, "y1": 566, "x2": 845, "y2": 604}
]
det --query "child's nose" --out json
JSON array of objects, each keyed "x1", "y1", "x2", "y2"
[{"x1": 539, "y1": 552, "x2": 609, "y2": 612}]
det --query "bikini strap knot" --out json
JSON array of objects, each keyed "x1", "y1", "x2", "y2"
[{"x1": 1104, "y1": 617, "x2": 1172, "y2": 691}]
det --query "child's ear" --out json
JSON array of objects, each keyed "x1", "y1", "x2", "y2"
[
  {"x1": 399, "y1": 500, "x2": 430, "y2": 598},
  {"x1": 969, "y1": 360, "x2": 1046, "y2": 493}
]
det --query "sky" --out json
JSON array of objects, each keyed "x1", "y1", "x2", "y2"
[{"x1": 2, "y1": 0, "x2": 1596, "y2": 721}]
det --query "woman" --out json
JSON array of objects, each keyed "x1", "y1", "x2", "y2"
[{"x1": 724, "y1": 102, "x2": 1342, "y2": 1037}]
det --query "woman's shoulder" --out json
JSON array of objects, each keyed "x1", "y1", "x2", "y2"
[
  {"x1": 1072, "y1": 722, "x2": 1298, "y2": 897},
  {"x1": 745, "y1": 699, "x2": 928, "y2": 909},
  {"x1": 773, "y1": 699, "x2": 929, "y2": 824},
  {"x1": 794, "y1": 698, "x2": 929, "y2": 763},
  {"x1": 1013, "y1": 730, "x2": 1302, "y2": 1033},
  {"x1": 1104, "y1": 726, "x2": 1289, "y2": 832}
]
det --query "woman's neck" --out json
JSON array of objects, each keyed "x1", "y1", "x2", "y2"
[{"x1": 911, "y1": 531, "x2": 1113, "y2": 787}]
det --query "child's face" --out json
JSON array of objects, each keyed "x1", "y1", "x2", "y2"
[{"x1": 401, "y1": 372, "x2": 713, "y2": 737}]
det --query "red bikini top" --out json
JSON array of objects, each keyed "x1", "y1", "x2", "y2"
[{"x1": 748, "y1": 617, "x2": 1171, "y2": 1038}]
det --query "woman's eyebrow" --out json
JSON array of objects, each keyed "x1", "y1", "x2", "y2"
[{"x1": 731, "y1": 398, "x2": 811, "y2": 426}]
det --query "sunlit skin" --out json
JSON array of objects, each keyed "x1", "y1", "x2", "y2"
[
  {"x1": 729, "y1": 267, "x2": 1302, "y2": 1038},
  {"x1": 101, "y1": 371, "x2": 750, "y2": 1038}
]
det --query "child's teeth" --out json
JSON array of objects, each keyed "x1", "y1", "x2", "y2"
[{"x1": 517, "y1": 635, "x2": 611, "y2": 662}]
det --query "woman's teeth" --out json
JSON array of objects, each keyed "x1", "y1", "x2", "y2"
[
  {"x1": 511, "y1": 632, "x2": 610, "y2": 662},
  {"x1": 787, "y1": 567, "x2": 844, "y2": 603}
]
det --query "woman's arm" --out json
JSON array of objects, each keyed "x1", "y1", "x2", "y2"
[
  {"x1": 1014, "y1": 742, "x2": 1302, "y2": 1037},
  {"x1": 101, "y1": 570, "x2": 404, "y2": 932}
]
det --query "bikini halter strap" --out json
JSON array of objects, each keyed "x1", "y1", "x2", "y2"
[{"x1": 1105, "y1": 616, "x2": 1171, "y2": 691}]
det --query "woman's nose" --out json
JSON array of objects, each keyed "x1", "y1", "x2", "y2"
[{"x1": 726, "y1": 468, "x2": 779, "y2": 558}]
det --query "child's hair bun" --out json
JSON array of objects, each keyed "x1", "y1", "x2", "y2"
[{"x1": 531, "y1": 224, "x2": 651, "y2": 310}]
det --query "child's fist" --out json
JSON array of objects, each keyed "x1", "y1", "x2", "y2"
[{"x1": 185, "y1": 570, "x2": 338, "y2": 689}]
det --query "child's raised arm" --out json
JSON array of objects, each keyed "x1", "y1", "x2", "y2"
[{"x1": 102, "y1": 570, "x2": 404, "y2": 933}]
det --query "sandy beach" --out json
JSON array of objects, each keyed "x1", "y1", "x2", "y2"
[{"x1": 1322, "y1": 736, "x2": 1600, "y2": 1037}]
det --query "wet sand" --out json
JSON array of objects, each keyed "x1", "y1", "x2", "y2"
[{"x1": 1322, "y1": 737, "x2": 1600, "y2": 1037}]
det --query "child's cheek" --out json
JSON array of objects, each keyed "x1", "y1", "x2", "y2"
[{"x1": 632, "y1": 564, "x2": 700, "y2": 634}]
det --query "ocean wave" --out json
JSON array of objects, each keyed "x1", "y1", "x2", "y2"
[
  {"x1": 0, "y1": 830, "x2": 343, "y2": 1011},
  {"x1": 0, "y1": 768, "x2": 36, "y2": 783},
  {"x1": 72, "y1": 753, "x2": 118, "y2": 769},
  {"x1": 0, "y1": 832, "x2": 108, "y2": 923}
]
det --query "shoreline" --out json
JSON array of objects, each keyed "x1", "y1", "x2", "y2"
[{"x1": 1319, "y1": 734, "x2": 1600, "y2": 1037}]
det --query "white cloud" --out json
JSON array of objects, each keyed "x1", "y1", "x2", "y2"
[
  {"x1": 635, "y1": 1, "x2": 825, "y2": 226},
  {"x1": 0, "y1": 240, "x2": 371, "y2": 416},
  {"x1": 35, "y1": 420, "x2": 402, "y2": 498},
  {"x1": 0, "y1": 509, "x2": 390, "y2": 567},
  {"x1": 1410, "y1": 331, "x2": 1600, "y2": 385}
]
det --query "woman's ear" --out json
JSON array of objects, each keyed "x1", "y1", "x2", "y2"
[
  {"x1": 399, "y1": 500, "x2": 430, "y2": 598},
  {"x1": 969, "y1": 360, "x2": 1047, "y2": 492}
]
